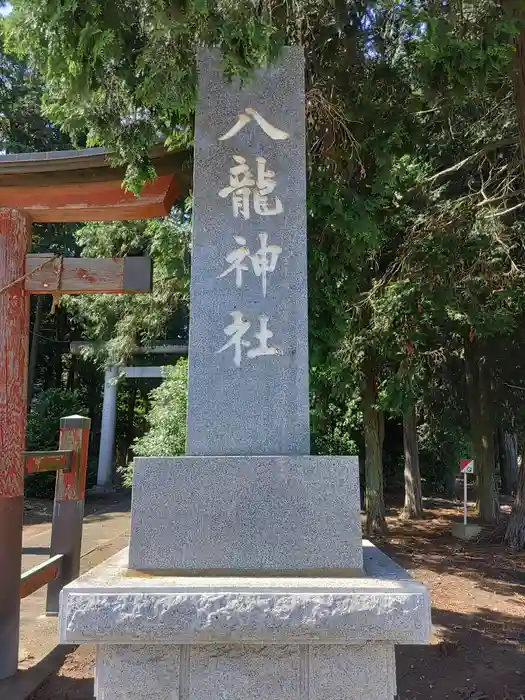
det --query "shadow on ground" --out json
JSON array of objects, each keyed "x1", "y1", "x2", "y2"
[
  {"x1": 32, "y1": 675, "x2": 95, "y2": 700},
  {"x1": 397, "y1": 606, "x2": 525, "y2": 700},
  {"x1": 24, "y1": 491, "x2": 131, "y2": 527},
  {"x1": 28, "y1": 646, "x2": 95, "y2": 700},
  {"x1": 380, "y1": 500, "x2": 525, "y2": 600}
]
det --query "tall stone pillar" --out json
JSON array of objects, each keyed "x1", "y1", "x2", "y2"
[
  {"x1": 186, "y1": 49, "x2": 309, "y2": 457},
  {"x1": 58, "y1": 49, "x2": 430, "y2": 700}
]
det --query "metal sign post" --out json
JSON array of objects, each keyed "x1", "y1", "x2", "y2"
[{"x1": 460, "y1": 458, "x2": 474, "y2": 525}]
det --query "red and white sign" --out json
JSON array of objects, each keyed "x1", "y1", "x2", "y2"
[{"x1": 460, "y1": 459, "x2": 474, "y2": 474}]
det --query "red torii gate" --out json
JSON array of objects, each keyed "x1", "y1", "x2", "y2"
[{"x1": 0, "y1": 146, "x2": 190, "y2": 679}]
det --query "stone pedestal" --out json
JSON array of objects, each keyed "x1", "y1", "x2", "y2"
[
  {"x1": 60, "y1": 544, "x2": 430, "y2": 700},
  {"x1": 58, "y1": 46, "x2": 431, "y2": 699}
]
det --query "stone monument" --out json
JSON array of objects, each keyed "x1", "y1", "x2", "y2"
[{"x1": 59, "y1": 48, "x2": 431, "y2": 700}]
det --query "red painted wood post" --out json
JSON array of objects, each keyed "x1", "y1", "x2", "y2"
[
  {"x1": 46, "y1": 415, "x2": 91, "y2": 615},
  {"x1": 0, "y1": 208, "x2": 31, "y2": 680}
]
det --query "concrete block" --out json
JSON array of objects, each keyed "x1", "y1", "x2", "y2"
[
  {"x1": 59, "y1": 546, "x2": 431, "y2": 646},
  {"x1": 129, "y1": 455, "x2": 362, "y2": 572},
  {"x1": 451, "y1": 523, "x2": 482, "y2": 540},
  {"x1": 189, "y1": 645, "x2": 300, "y2": 700},
  {"x1": 94, "y1": 643, "x2": 398, "y2": 700},
  {"x1": 309, "y1": 644, "x2": 396, "y2": 700},
  {"x1": 95, "y1": 645, "x2": 180, "y2": 700}
]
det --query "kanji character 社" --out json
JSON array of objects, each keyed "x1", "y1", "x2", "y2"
[
  {"x1": 247, "y1": 314, "x2": 280, "y2": 358},
  {"x1": 216, "y1": 311, "x2": 251, "y2": 368}
]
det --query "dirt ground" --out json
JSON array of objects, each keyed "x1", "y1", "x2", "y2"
[{"x1": 30, "y1": 499, "x2": 525, "y2": 700}]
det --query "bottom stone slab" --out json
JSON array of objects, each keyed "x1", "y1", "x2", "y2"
[
  {"x1": 95, "y1": 642, "x2": 396, "y2": 700},
  {"x1": 61, "y1": 541, "x2": 429, "y2": 700}
]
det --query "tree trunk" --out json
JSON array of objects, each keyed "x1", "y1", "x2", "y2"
[
  {"x1": 504, "y1": 444, "x2": 525, "y2": 550},
  {"x1": 476, "y1": 351, "x2": 499, "y2": 521},
  {"x1": 465, "y1": 339, "x2": 499, "y2": 523},
  {"x1": 498, "y1": 428, "x2": 518, "y2": 495},
  {"x1": 125, "y1": 384, "x2": 138, "y2": 464},
  {"x1": 401, "y1": 404, "x2": 424, "y2": 519},
  {"x1": 54, "y1": 309, "x2": 63, "y2": 388},
  {"x1": 66, "y1": 355, "x2": 76, "y2": 392},
  {"x1": 506, "y1": 2, "x2": 525, "y2": 160},
  {"x1": 27, "y1": 296, "x2": 43, "y2": 405},
  {"x1": 358, "y1": 451, "x2": 365, "y2": 510},
  {"x1": 362, "y1": 359, "x2": 387, "y2": 536}
]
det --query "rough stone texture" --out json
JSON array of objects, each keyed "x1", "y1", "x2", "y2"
[
  {"x1": 94, "y1": 642, "x2": 397, "y2": 700},
  {"x1": 59, "y1": 545, "x2": 431, "y2": 646},
  {"x1": 188, "y1": 48, "x2": 310, "y2": 456},
  {"x1": 95, "y1": 645, "x2": 181, "y2": 700},
  {"x1": 129, "y1": 455, "x2": 362, "y2": 572},
  {"x1": 309, "y1": 644, "x2": 396, "y2": 700}
]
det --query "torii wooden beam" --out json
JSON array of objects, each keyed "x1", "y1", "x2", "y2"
[
  {"x1": 25, "y1": 254, "x2": 152, "y2": 295},
  {"x1": 0, "y1": 145, "x2": 191, "y2": 680},
  {"x1": 0, "y1": 146, "x2": 191, "y2": 222}
]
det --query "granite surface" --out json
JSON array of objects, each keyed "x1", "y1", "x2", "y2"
[
  {"x1": 60, "y1": 544, "x2": 431, "y2": 646},
  {"x1": 94, "y1": 642, "x2": 396, "y2": 700},
  {"x1": 129, "y1": 455, "x2": 362, "y2": 572},
  {"x1": 187, "y1": 48, "x2": 310, "y2": 456}
]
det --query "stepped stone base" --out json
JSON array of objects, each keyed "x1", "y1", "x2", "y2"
[{"x1": 59, "y1": 542, "x2": 430, "y2": 700}]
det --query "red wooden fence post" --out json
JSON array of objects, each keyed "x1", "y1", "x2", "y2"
[
  {"x1": 46, "y1": 415, "x2": 91, "y2": 615},
  {"x1": 0, "y1": 208, "x2": 31, "y2": 680}
]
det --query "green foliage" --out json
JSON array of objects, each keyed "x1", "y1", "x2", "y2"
[
  {"x1": 6, "y1": 0, "x2": 283, "y2": 190},
  {"x1": 120, "y1": 360, "x2": 188, "y2": 487},
  {"x1": 310, "y1": 362, "x2": 361, "y2": 456},
  {"x1": 64, "y1": 211, "x2": 191, "y2": 365},
  {"x1": 0, "y1": 21, "x2": 71, "y2": 153},
  {"x1": 418, "y1": 420, "x2": 468, "y2": 495},
  {"x1": 25, "y1": 389, "x2": 87, "y2": 498},
  {"x1": 8, "y1": 0, "x2": 525, "y2": 518},
  {"x1": 26, "y1": 388, "x2": 87, "y2": 450}
]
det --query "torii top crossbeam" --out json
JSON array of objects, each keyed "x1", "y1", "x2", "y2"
[
  {"x1": 0, "y1": 145, "x2": 191, "y2": 222},
  {"x1": 0, "y1": 144, "x2": 191, "y2": 680}
]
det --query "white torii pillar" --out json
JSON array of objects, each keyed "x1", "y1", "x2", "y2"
[
  {"x1": 97, "y1": 366, "x2": 119, "y2": 489},
  {"x1": 71, "y1": 341, "x2": 187, "y2": 490},
  {"x1": 96, "y1": 365, "x2": 169, "y2": 489}
]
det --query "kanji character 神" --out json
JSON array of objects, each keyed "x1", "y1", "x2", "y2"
[{"x1": 218, "y1": 233, "x2": 282, "y2": 297}]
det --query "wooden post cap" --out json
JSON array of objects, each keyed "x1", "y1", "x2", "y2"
[{"x1": 60, "y1": 415, "x2": 91, "y2": 430}]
